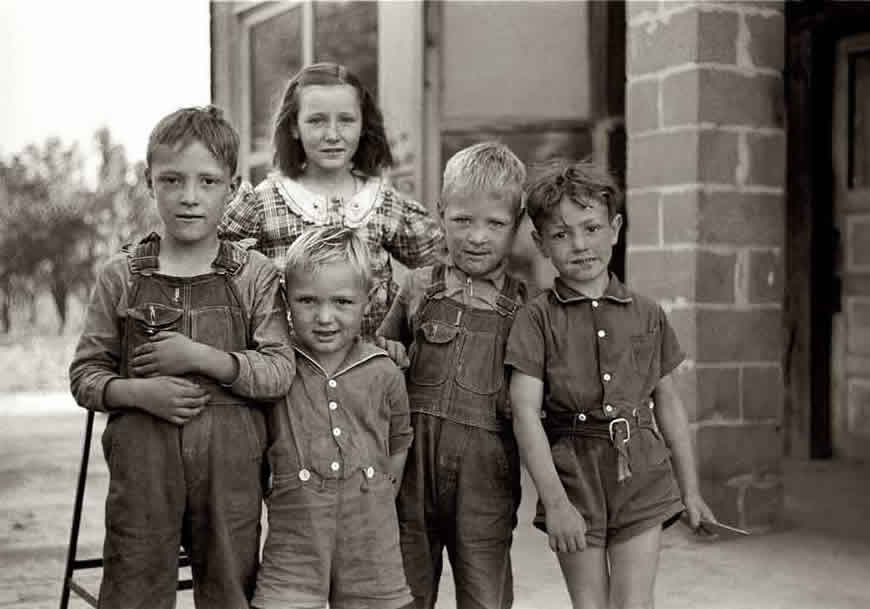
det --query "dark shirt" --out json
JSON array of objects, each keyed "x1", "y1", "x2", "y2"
[{"x1": 505, "y1": 275, "x2": 684, "y2": 422}]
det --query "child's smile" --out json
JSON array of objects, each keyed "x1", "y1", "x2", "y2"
[
  {"x1": 287, "y1": 261, "x2": 369, "y2": 373},
  {"x1": 535, "y1": 196, "x2": 622, "y2": 297}
]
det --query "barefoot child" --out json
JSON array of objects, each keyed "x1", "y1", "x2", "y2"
[
  {"x1": 506, "y1": 159, "x2": 716, "y2": 609},
  {"x1": 378, "y1": 142, "x2": 527, "y2": 609},
  {"x1": 253, "y1": 226, "x2": 414, "y2": 609},
  {"x1": 219, "y1": 62, "x2": 443, "y2": 338},
  {"x1": 69, "y1": 106, "x2": 296, "y2": 608}
]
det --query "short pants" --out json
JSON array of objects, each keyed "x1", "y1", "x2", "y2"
[
  {"x1": 536, "y1": 418, "x2": 684, "y2": 547},
  {"x1": 253, "y1": 468, "x2": 413, "y2": 609}
]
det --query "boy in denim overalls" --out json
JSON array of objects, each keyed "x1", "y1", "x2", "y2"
[
  {"x1": 378, "y1": 142, "x2": 526, "y2": 609},
  {"x1": 69, "y1": 106, "x2": 295, "y2": 609}
]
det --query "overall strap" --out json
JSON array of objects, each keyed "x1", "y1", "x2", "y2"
[
  {"x1": 212, "y1": 240, "x2": 247, "y2": 277},
  {"x1": 494, "y1": 274, "x2": 524, "y2": 318},
  {"x1": 125, "y1": 233, "x2": 161, "y2": 276},
  {"x1": 414, "y1": 264, "x2": 451, "y2": 330},
  {"x1": 422, "y1": 264, "x2": 447, "y2": 299}
]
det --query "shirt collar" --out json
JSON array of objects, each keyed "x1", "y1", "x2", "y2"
[
  {"x1": 273, "y1": 174, "x2": 383, "y2": 228},
  {"x1": 445, "y1": 261, "x2": 507, "y2": 291},
  {"x1": 293, "y1": 338, "x2": 388, "y2": 378},
  {"x1": 551, "y1": 274, "x2": 633, "y2": 304}
]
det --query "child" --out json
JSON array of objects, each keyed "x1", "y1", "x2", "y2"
[
  {"x1": 253, "y1": 225, "x2": 413, "y2": 609},
  {"x1": 378, "y1": 142, "x2": 527, "y2": 609},
  {"x1": 506, "y1": 159, "x2": 716, "y2": 609},
  {"x1": 68, "y1": 106, "x2": 296, "y2": 609},
  {"x1": 219, "y1": 62, "x2": 443, "y2": 339}
]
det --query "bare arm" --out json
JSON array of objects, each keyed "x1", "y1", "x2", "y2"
[
  {"x1": 510, "y1": 371, "x2": 587, "y2": 553},
  {"x1": 653, "y1": 372, "x2": 716, "y2": 527}
]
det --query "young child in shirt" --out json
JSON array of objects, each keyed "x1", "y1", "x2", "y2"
[
  {"x1": 506, "y1": 159, "x2": 716, "y2": 609},
  {"x1": 253, "y1": 225, "x2": 414, "y2": 609},
  {"x1": 68, "y1": 105, "x2": 296, "y2": 608},
  {"x1": 378, "y1": 141, "x2": 527, "y2": 609},
  {"x1": 219, "y1": 62, "x2": 443, "y2": 338}
]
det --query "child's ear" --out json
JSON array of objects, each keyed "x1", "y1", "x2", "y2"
[
  {"x1": 531, "y1": 229, "x2": 549, "y2": 258},
  {"x1": 144, "y1": 167, "x2": 155, "y2": 197},
  {"x1": 610, "y1": 213, "x2": 624, "y2": 245}
]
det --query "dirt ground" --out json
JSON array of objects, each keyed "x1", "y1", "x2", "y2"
[{"x1": 3, "y1": 393, "x2": 870, "y2": 609}]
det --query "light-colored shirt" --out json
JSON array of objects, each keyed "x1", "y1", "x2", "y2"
[{"x1": 218, "y1": 174, "x2": 444, "y2": 338}]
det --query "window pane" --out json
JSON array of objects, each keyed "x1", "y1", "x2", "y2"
[
  {"x1": 313, "y1": 1, "x2": 378, "y2": 99},
  {"x1": 250, "y1": 6, "x2": 303, "y2": 152},
  {"x1": 851, "y1": 52, "x2": 870, "y2": 189}
]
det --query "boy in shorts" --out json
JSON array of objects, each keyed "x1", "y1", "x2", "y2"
[
  {"x1": 69, "y1": 106, "x2": 295, "y2": 609},
  {"x1": 252, "y1": 225, "x2": 414, "y2": 609},
  {"x1": 378, "y1": 141, "x2": 527, "y2": 609},
  {"x1": 506, "y1": 159, "x2": 716, "y2": 609}
]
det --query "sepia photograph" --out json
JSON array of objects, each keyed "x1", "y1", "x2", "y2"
[{"x1": 1, "y1": 1, "x2": 869, "y2": 608}]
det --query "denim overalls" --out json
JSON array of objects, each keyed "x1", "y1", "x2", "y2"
[
  {"x1": 99, "y1": 235, "x2": 267, "y2": 609},
  {"x1": 398, "y1": 265, "x2": 523, "y2": 609}
]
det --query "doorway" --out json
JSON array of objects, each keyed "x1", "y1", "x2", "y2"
[{"x1": 831, "y1": 33, "x2": 870, "y2": 460}]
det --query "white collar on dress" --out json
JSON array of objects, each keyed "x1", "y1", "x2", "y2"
[{"x1": 274, "y1": 174, "x2": 385, "y2": 228}]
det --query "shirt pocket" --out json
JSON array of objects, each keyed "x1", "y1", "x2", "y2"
[
  {"x1": 190, "y1": 305, "x2": 245, "y2": 352},
  {"x1": 455, "y1": 329, "x2": 504, "y2": 395},
  {"x1": 630, "y1": 328, "x2": 659, "y2": 376},
  {"x1": 408, "y1": 320, "x2": 459, "y2": 386}
]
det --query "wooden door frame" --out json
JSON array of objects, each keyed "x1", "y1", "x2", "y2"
[{"x1": 786, "y1": 2, "x2": 870, "y2": 459}]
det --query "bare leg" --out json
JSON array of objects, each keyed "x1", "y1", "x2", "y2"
[
  {"x1": 607, "y1": 526, "x2": 662, "y2": 609},
  {"x1": 557, "y1": 547, "x2": 608, "y2": 609}
]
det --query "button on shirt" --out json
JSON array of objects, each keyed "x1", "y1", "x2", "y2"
[
  {"x1": 505, "y1": 275, "x2": 684, "y2": 421},
  {"x1": 266, "y1": 340, "x2": 413, "y2": 480}
]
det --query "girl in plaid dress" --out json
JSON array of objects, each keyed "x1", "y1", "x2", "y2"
[{"x1": 219, "y1": 62, "x2": 443, "y2": 338}]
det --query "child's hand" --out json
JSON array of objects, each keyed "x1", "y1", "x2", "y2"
[
  {"x1": 374, "y1": 336, "x2": 410, "y2": 369},
  {"x1": 683, "y1": 492, "x2": 717, "y2": 529},
  {"x1": 131, "y1": 331, "x2": 201, "y2": 377},
  {"x1": 134, "y1": 377, "x2": 211, "y2": 425},
  {"x1": 546, "y1": 498, "x2": 588, "y2": 553}
]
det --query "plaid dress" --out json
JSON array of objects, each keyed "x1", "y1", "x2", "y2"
[{"x1": 219, "y1": 173, "x2": 443, "y2": 337}]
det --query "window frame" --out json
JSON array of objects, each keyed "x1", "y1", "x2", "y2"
[{"x1": 236, "y1": 1, "x2": 314, "y2": 181}]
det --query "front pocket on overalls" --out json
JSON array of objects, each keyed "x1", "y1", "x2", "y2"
[
  {"x1": 123, "y1": 304, "x2": 183, "y2": 376},
  {"x1": 190, "y1": 306, "x2": 243, "y2": 352},
  {"x1": 455, "y1": 330, "x2": 504, "y2": 395},
  {"x1": 408, "y1": 320, "x2": 459, "y2": 386}
]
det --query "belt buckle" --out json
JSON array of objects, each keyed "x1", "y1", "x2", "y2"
[{"x1": 609, "y1": 417, "x2": 630, "y2": 443}]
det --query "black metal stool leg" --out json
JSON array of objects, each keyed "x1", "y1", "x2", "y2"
[{"x1": 59, "y1": 410, "x2": 97, "y2": 609}]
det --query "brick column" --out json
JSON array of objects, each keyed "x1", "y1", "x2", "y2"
[{"x1": 625, "y1": 1, "x2": 785, "y2": 530}]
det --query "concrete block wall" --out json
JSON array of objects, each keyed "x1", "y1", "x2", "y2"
[{"x1": 625, "y1": 1, "x2": 786, "y2": 530}]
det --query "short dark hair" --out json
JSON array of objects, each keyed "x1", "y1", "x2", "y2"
[
  {"x1": 272, "y1": 62, "x2": 393, "y2": 178},
  {"x1": 525, "y1": 159, "x2": 623, "y2": 231},
  {"x1": 146, "y1": 105, "x2": 239, "y2": 175}
]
